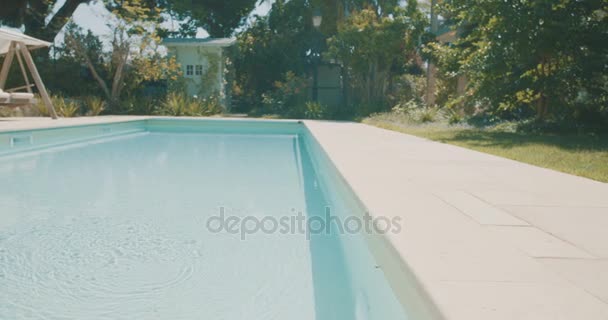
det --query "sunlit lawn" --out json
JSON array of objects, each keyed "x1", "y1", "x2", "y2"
[{"x1": 364, "y1": 115, "x2": 608, "y2": 183}]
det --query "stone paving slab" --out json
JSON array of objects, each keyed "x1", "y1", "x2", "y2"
[
  {"x1": 502, "y1": 206, "x2": 608, "y2": 259},
  {"x1": 434, "y1": 191, "x2": 529, "y2": 226},
  {"x1": 486, "y1": 226, "x2": 595, "y2": 259},
  {"x1": 539, "y1": 258, "x2": 608, "y2": 304}
]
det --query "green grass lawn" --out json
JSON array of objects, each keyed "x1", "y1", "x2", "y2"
[{"x1": 363, "y1": 115, "x2": 608, "y2": 183}]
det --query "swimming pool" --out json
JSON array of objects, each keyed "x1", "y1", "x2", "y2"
[{"x1": 0, "y1": 119, "x2": 425, "y2": 319}]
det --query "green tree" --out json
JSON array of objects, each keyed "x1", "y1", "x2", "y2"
[
  {"x1": 162, "y1": 0, "x2": 258, "y2": 37},
  {"x1": 326, "y1": 1, "x2": 426, "y2": 109},
  {"x1": 233, "y1": 0, "x2": 318, "y2": 111},
  {"x1": 434, "y1": 0, "x2": 608, "y2": 120},
  {"x1": 0, "y1": 0, "x2": 258, "y2": 42},
  {"x1": 0, "y1": 0, "x2": 89, "y2": 41},
  {"x1": 309, "y1": 0, "x2": 401, "y2": 35},
  {"x1": 233, "y1": 0, "x2": 420, "y2": 114},
  {"x1": 64, "y1": 0, "x2": 181, "y2": 109}
]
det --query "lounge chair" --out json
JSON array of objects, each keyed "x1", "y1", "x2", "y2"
[
  {"x1": 0, "y1": 89, "x2": 9, "y2": 103},
  {"x1": 0, "y1": 29, "x2": 58, "y2": 118},
  {"x1": 9, "y1": 92, "x2": 34, "y2": 105},
  {"x1": 0, "y1": 89, "x2": 35, "y2": 106}
]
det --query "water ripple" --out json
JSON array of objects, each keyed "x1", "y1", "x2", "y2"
[{"x1": 0, "y1": 216, "x2": 201, "y2": 319}]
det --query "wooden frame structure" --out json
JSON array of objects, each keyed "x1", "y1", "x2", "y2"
[{"x1": 0, "y1": 34, "x2": 58, "y2": 119}]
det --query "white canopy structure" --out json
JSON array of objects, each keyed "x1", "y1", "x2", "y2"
[
  {"x1": 0, "y1": 28, "x2": 51, "y2": 55},
  {"x1": 0, "y1": 28, "x2": 58, "y2": 119}
]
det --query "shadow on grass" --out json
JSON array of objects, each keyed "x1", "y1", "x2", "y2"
[{"x1": 436, "y1": 129, "x2": 608, "y2": 152}]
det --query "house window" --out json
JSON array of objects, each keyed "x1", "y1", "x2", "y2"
[
  {"x1": 195, "y1": 65, "x2": 204, "y2": 76},
  {"x1": 186, "y1": 65, "x2": 193, "y2": 76}
]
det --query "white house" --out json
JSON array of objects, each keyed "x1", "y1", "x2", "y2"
[{"x1": 163, "y1": 38, "x2": 236, "y2": 107}]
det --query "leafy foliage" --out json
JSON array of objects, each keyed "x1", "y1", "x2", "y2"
[
  {"x1": 326, "y1": 1, "x2": 426, "y2": 110},
  {"x1": 160, "y1": 92, "x2": 187, "y2": 116},
  {"x1": 4, "y1": 0, "x2": 606, "y2": 129},
  {"x1": 260, "y1": 72, "x2": 309, "y2": 115},
  {"x1": 85, "y1": 96, "x2": 106, "y2": 116},
  {"x1": 159, "y1": 92, "x2": 222, "y2": 116},
  {"x1": 233, "y1": 0, "x2": 318, "y2": 112},
  {"x1": 63, "y1": 0, "x2": 181, "y2": 110},
  {"x1": 1, "y1": 0, "x2": 258, "y2": 42},
  {"x1": 35, "y1": 96, "x2": 51, "y2": 117},
  {"x1": 431, "y1": 0, "x2": 608, "y2": 121},
  {"x1": 162, "y1": 0, "x2": 258, "y2": 37},
  {"x1": 234, "y1": 0, "x2": 424, "y2": 116},
  {"x1": 52, "y1": 95, "x2": 81, "y2": 117},
  {"x1": 0, "y1": 0, "x2": 89, "y2": 41},
  {"x1": 303, "y1": 101, "x2": 329, "y2": 119}
]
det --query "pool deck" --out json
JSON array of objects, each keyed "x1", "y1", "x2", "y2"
[
  {"x1": 2, "y1": 117, "x2": 608, "y2": 320},
  {"x1": 305, "y1": 120, "x2": 608, "y2": 320}
]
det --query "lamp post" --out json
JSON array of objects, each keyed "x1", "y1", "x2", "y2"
[
  {"x1": 313, "y1": 8, "x2": 323, "y2": 28},
  {"x1": 312, "y1": 8, "x2": 322, "y2": 102},
  {"x1": 426, "y1": 0, "x2": 438, "y2": 107}
]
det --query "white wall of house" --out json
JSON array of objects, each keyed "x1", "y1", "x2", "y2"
[
  {"x1": 168, "y1": 45, "x2": 223, "y2": 97},
  {"x1": 164, "y1": 38, "x2": 235, "y2": 108}
]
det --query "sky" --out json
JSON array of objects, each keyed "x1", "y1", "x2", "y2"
[
  {"x1": 51, "y1": 0, "x2": 274, "y2": 45},
  {"x1": 11, "y1": 0, "x2": 425, "y2": 46}
]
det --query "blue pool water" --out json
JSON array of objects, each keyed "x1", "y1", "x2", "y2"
[{"x1": 0, "y1": 120, "x2": 409, "y2": 320}]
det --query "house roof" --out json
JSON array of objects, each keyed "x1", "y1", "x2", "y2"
[
  {"x1": 162, "y1": 37, "x2": 236, "y2": 48},
  {"x1": 437, "y1": 30, "x2": 458, "y2": 43},
  {"x1": 0, "y1": 28, "x2": 51, "y2": 55},
  {"x1": 436, "y1": 23, "x2": 459, "y2": 44}
]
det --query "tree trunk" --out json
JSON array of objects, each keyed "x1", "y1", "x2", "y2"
[
  {"x1": 23, "y1": 0, "x2": 88, "y2": 42},
  {"x1": 536, "y1": 93, "x2": 548, "y2": 120},
  {"x1": 426, "y1": 63, "x2": 437, "y2": 107},
  {"x1": 84, "y1": 56, "x2": 112, "y2": 101},
  {"x1": 23, "y1": 0, "x2": 47, "y2": 39},
  {"x1": 425, "y1": 0, "x2": 438, "y2": 107},
  {"x1": 110, "y1": 51, "x2": 128, "y2": 107},
  {"x1": 535, "y1": 55, "x2": 549, "y2": 120},
  {"x1": 44, "y1": 0, "x2": 89, "y2": 41},
  {"x1": 109, "y1": 36, "x2": 130, "y2": 109},
  {"x1": 365, "y1": 63, "x2": 373, "y2": 104},
  {"x1": 67, "y1": 34, "x2": 112, "y2": 100}
]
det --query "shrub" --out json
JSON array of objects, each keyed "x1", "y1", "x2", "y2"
[
  {"x1": 352, "y1": 102, "x2": 389, "y2": 117},
  {"x1": 390, "y1": 75, "x2": 427, "y2": 108},
  {"x1": 392, "y1": 99, "x2": 423, "y2": 115},
  {"x1": 0, "y1": 107, "x2": 14, "y2": 117},
  {"x1": 59, "y1": 102, "x2": 80, "y2": 117},
  {"x1": 261, "y1": 72, "x2": 308, "y2": 114},
  {"x1": 85, "y1": 96, "x2": 106, "y2": 116},
  {"x1": 198, "y1": 95, "x2": 224, "y2": 116},
  {"x1": 35, "y1": 96, "x2": 50, "y2": 117},
  {"x1": 392, "y1": 102, "x2": 441, "y2": 124},
  {"x1": 53, "y1": 95, "x2": 80, "y2": 117},
  {"x1": 160, "y1": 92, "x2": 186, "y2": 116},
  {"x1": 303, "y1": 101, "x2": 328, "y2": 119},
  {"x1": 159, "y1": 92, "x2": 223, "y2": 117},
  {"x1": 418, "y1": 108, "x2": 437, "y2": 123},
  {"x1": 120, "y1": 95, "x2": 159, "y2": 115},
  {"x1": 183, "y1": 99, "x2": 200, "y2": 116},
  {"x1": 447, "y1": 109, "x2": 464, "y2": 125}
]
